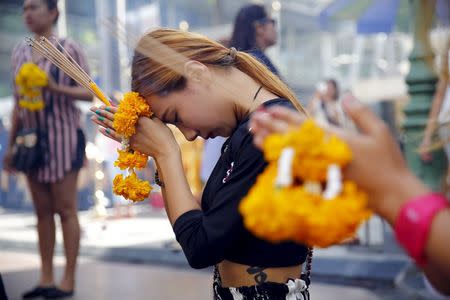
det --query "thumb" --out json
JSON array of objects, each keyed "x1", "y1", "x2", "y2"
[{"x1": 342, "y1": 95, "x2": 385, "y2": 136}]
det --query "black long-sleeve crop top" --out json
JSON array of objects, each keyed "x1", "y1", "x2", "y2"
[{"x1": 173, "y1": 98, "x2": 308, "y2": 269}]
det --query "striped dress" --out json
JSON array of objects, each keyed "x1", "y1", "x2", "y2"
[{"x1": 11, "y1": 37, "x2": 90, "y2": 183}]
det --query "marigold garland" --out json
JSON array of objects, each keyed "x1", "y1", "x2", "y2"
[
  {"x1": 15, "y1": 62, "x2": 48, "y2": 111},
  {"x1": 113, "y1": 91, "x2": 152, "y2": 137},
  {"x1": 113, "y1": 171, "x2": 151, "y2": 202},
  {"x1": 263, "y1": 120, "x2": 352, "y2": 182},
  {"x1": 111, "y1": 91, "x2": 153, "y2": 202},
  {"x1": 114, "y1": 149, "x2": 148, "y2": 170},
  {"x1": 240, "y1": 119, "x2": 371, "y2": 248}
]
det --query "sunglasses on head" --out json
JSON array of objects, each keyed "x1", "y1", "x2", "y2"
[{"x1": 255, "y1": 17, "x2": 276, "y2": 26}]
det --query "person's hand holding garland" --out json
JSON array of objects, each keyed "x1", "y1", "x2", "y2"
[
  {"x1": 240, "y1": 118, "x2": 371, "y2": 248},
  {"x1": 91, "y1": 92, "x2": 153, "y2": 202}
]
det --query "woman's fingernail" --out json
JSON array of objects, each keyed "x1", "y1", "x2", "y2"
[
  {"x1": 98, "y1": 116, "x2": 105, "y2": 122},
  {"x1": 105, "y1": 107, "x2": 111, "y2": 112},
  {"x1": 105, "y1": 128, "x2": 110, "y2": 134},
  {"x1": 95, "y1": 110, "x2": 101, "y2": 115}
]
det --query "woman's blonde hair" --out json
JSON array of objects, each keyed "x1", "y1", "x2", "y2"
[{"x1": 131, "y1": 28, "x2": 305, "y2": 114}]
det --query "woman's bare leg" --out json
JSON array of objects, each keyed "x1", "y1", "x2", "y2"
[
  {"x1": 50, "y1": 170, "x2": 80, "y2": 291},
  {"x1": 26, "y1": 176, "x2": 55, "y2": 287}
]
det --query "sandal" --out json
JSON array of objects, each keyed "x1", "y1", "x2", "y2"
[
  {"x1": 45, "y1": 287, "x2": 74, "y2": 299},
  {"x1": 22, "y1": 285, "x2": 55, "y2": 299}
]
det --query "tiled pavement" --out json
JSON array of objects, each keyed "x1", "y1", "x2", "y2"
[
  {"x1": 1, "y1": 251, "x2": 386, "y2": 300},
  {"x1": 0, "y1": 206, "x2": 410, "y2": 280},
  {"x1": 0, "y1": 206, "x2": 432, "y2": 299}
]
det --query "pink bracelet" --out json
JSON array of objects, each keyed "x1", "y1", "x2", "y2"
[{"x1": 394, "y1": 193, "x2": 448, "y2": 266}]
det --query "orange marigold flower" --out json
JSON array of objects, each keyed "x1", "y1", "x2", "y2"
[
  {"x1": 113, "y1": 91, "x2": 152, "y2": 137},
  {"x1": 111, "y1": 91, "x2": 153, "y2": 202},
  {"x1": 113, "y1": 172, "x2": 152, "y2": 202},
  {"x1": 240, "y1": 119, "x2": 370, "y2": 247},
  {"x1": 113, "y1": 113, "x2": 139, "y2": 137},
  {"x1": 115, "y1": 149, "x2": 148, "y2": 170}
]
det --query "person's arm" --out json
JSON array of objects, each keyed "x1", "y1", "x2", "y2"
[
  {"x1": 156, "y1": 149, "x2": 201, "y2": 224},
  {"x1": 90, "y1": 106, "x2": 201, "y2": 217},
  {"x1": 368, "y1": 164, "x2": 450, "y2": 296},
  {"x1": 47, "y1": 40, "x2": 93, "y2": 102},
  {"x1": 421, "y1": 39, "x2": 449, "y2": 161},
  {"x1": 4, "y1": 47, "x2": 22, "y2": 172},
  {"x1": 154, "y1": 160, "x2": 169, "y2": 209},
  {"x1": 420, "y1": 77, "x2": 448, "y2": 161},
  {"x1": 3, "y1": 105, "x2": 20, "y2": 173},
  {"x1": 7, "y1": 105, "x2": 19, "y2": 151},
  {"x1": 338, "y1": 98, "x2": 450, "y2": 291},
  {"x1": 372, "y1": 171, "x2": 450, "y2": 295},
  {"x1": 306, "y1": 94, "x2": 320, "y2": 113},
  {"x1": 47, "y1": 77, "x2": 92, "y2": 101},
  {"x1": 171, "y1": 132, "x2": 267, "y2": 269},
  {"x1": 156, "y1": 158, "x2": 203, "y2": 208}
]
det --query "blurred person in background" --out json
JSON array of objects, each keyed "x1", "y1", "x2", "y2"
[
  {"x1": 230, "y1": 4, "x2": 279, "y2": 76},
  {"x1": 200, "y1": 3, "x2": 281, "y2": 186},
  {"x1": 307, "y1": 78, "x2": 348, "y2": 127},
  {"x1": 420, "y1": 40, "x2": 450, "y2": 197},
  {"x1": 2, "y1": 0, "x2": 92, "y2": 298}
]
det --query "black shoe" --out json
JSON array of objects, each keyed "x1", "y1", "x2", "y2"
[
  {"x1": 45, "y1": 288, "x2": 74, "y2": 299},
  {"x1": 22, "y1": 286, "x2": 55, "y2": 299}
]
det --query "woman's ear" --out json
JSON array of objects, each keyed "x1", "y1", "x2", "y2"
[{"x1": 183, "y1": 61, "x2": 211, "y2": 85}]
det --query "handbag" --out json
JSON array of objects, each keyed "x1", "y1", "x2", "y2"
[{"x1": 12, "y1": 128, "x2": 48, "y2": 172}]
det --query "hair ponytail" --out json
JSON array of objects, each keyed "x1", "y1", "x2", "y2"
[
  {"x1": 234, "y1": 51, "x2": 306, "y2": 114},
  {"x1": 132, "y1": 28, "x2": 306, "y2": 114}
]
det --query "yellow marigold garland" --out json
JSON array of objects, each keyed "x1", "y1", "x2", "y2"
[
  {"x1": 15, "y1": 62, "x2": 48, "y2": 111},
  {"x1": 113, "y1": 171, "x2": 152, "y2": 202},
  {"x1": 113, "y1": 91, "x2": 152, "y2": 137},
  {"x1": 240, "y1": 119, "x2": 371, "y2": 248},
  {"x1": 111, "y1": 91, "x2": 153, "y2": 202},
  {"x1": 263, "y1": 120, "x2": 352, "y2": 182},
  {"x1": 115, "y1": 149, "x2": 148, "y2": 170}
]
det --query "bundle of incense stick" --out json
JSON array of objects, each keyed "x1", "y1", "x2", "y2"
[
  {"x1": 102, "y1": 19, "x2": 188, "y2": 75},
  {"x1": 26, "y1": 36, "x2": 111, "y2": 106}
]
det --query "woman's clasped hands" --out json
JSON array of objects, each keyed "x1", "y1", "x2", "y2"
[{"x1": 90, "y1": 105, "x2": 180, "y2": 161}]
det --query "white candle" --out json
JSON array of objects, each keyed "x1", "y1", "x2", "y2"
[
  {"x1": 275, "y1": 147, "x2": 295, "y2": 187},
  {"x1": 323, "y1": 164, "x2": 342, "y2": 200}
]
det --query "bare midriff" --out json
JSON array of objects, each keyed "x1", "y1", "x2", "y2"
[{"x1": 218, "y1": 260, "x2": 302, "y2": 288}]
